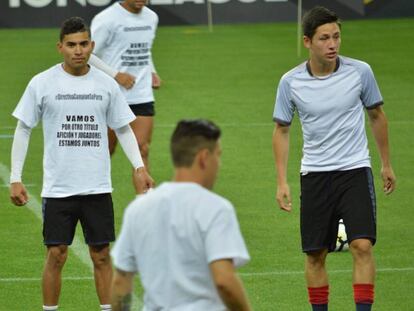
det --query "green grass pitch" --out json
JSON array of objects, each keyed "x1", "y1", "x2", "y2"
[{"x1": 0, "y1": 18, "x2": 413, "y2": 310}]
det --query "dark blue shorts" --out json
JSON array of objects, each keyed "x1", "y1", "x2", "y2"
[
  {"x1": 300, "y1": 167, "x2": 376, "y2": 253},
  {"x1": 42, "y1": 193, "x2": 115, "y2": 246},
  {"x1": 129, "y1": 102, "x2": 155, "y2": 116}
]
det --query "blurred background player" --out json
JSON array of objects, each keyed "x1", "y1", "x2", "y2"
[
  {"x1": 9, "y1": 17, "x2": 153, "y2": 311},
  {"x1": 111, "y1": 119, "x2": 252, "y2": 311},
  {"x1": 90, "y1": 0, "x2": 161, "y2": 193},
  {"x1": 272, "y1": 6, "x2": 396, "y2": 311}
]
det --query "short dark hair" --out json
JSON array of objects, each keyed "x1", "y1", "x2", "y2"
[
  {"x1": 60, "y1": 17, "x2": 90, "y2": 42},
  {"x1": 302, "y1": 6, "x2": 341, "y2": 39},
  {"x1": 171, "y1": 119, "x2": 221, "y2": 167}
]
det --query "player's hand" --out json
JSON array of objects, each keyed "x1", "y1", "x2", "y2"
[
  {"x1": 152, "y1": 72, "x2": 161, "y2": 89},
  {"x1": 115, "y1": 72, "x2": 136, "y2": 90},
  {"x1": 10, "y1": 182, "x2": 29, "y2": 206},
  {"x1": 381, "y1": 165, "x2": 396, "y2": 195},
  {"x1": 134, "y1": 167, "x2": 155, "y2": 194},
  {"x1": 276, "y1": 183, "x2": 292, "y2": 212}
]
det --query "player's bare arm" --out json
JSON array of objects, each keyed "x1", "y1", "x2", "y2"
[
  {"x1": 272, "y1": 124, "x2": 292, "y2": 211},
  {"x1": 210, "y1": 259, "x2": 252, "y2": 311},
  {"x1": 115, "y1": 72, "x2": 136, "y2": 90},
  {"x1": 152, "y1": 72, "x2": 161, "y2": 89},
  {"x1": 367, "y1": 105, "x2": 396, "y2": 194},
  {"x1": 111, "y1": 268, "x2": 134, "y2": 311},
  {"x1": 149, "y1": 55, "x2": 161, "y2": 89}
]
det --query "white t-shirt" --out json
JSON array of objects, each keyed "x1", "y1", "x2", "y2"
[
  {"x1": 91, "y1": 3, "x2": 158, "y2": 105},
  {"x1": 12, "y1": 64, "x2": 136, "y2": 198},
  {"x1": 273, "y1": 56, "x2": 383, "y2": 172},
  {"x1": 111, "y1": 182, "x2": 250, "y2": 311}
]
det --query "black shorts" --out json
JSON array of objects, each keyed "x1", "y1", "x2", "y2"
[
  {"x1": 42, "y1": 193, "x2": 115, "y2": 246},
  {"x1": 129, "y1": 102, "x2": 155, "y2": 116},
  {"x1": 300, "y1": 167, "x2": 376, "y2": 253}
]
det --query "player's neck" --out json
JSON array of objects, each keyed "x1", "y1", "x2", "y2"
[
  {"x1": 173, "y1": 169, "x2": 207, "y2": 189},
  {"x1": 62, "y1": 63, "x2": 90, "y2": 76},
  {"x1": 121, "y1": 2, "x2": 143, "y2": 14},
  {"x1": 308, "y1": 58, "x2": 338, "y2": 77}
]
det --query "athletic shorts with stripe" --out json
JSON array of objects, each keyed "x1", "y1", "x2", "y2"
[{"x1": 300, "y1": 167, "x2": 376, "y2": 253}]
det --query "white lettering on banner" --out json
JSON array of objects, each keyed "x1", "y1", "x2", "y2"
[
  {"x1": 57, "y1": 0, "x2": 111, "y2": 6},
  {"x1": 10, "y1": 0, "x2": 52, "y2": 7},
  {"x1": 87, "y1": 0, "x2": 111, "y2": 5},
  {"x1": 150, "y1": 0, "x2": 173, "y2": 4},
  {"x1": 175, "y1": 0, "x2": 204, "y2": 4},
  {"x1": 9, "y1": 0, "x2": 286, "y2": 7},
  {"x1": 209, "y1": 0, "x2": 231, "y2": 3},
  {"x1": 149, "y1": 0, "x2": 287, "y2": 4},
  {"x1": 57, "y1": 0, "x2": 86, "y2": 6},
  {"x1": 9, "y1": 0, "x2": 111, "y2": 7}
]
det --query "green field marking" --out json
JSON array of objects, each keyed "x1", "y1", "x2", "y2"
[
  {"x1": 1, "y1": 18, "x2": 413, "y2": 310},
  {"x1": 0, "y1": 163, "x2": 143, "y2": 309}
]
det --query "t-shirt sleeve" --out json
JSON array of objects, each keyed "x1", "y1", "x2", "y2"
[
  {"x1": 111, "y1": 206, "x2": 138, "y2": 273},
  {"x1": 106, "y1": 83, "x2": 136, "y2": 129},
  {"x1": 359, "y1": 63, "x2": 383, "y2": 108},
  {"x1": 273, "y1": 76, "x2": 295, "y2": 125},
  {"x1": 204, "y1": 203, "x2": 250, "y2": 268},
  {"x1": 91, "y1": 16, "x2": 112, "y2": 57},
  {"x1": 12, "y1": 78, "x2": 42, "y2": 128}
]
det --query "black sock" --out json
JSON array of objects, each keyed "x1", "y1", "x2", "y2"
[
  {"x1": 312, "y1": 304, "x2": 328, "y2": 311},
  {"x1": 356, "y1": 303, "x2": 372, "y2": 311}
]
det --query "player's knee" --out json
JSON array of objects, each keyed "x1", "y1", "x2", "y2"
[
  {"x1": 306, "y1": 250, "x2": 327, "y2": 269},
  {"x1": 350, "y1": 239, "x2": 373, "y2": 258},
  {"x1": 90, "y1": 246, "x2": 111, "y2": 268},
  {"x1": 91, "y1": 254, "x2": 111, "y2": 269},
  {"x1": 47, "y1": 246, "x2": 68, "y2": 268}
]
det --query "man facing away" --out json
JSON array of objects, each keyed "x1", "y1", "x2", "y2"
[
  {"x1": 111, "y1": 119, "x2": 252, "y2": 311},
  {"x1": 9, "y1": 17, "x2": 153, "y2": 311},
  {"x1": 90, "y1": 0, "x2": 161, "y2": 193},
  {"x1": 272, "y1": 6, "x2": 396, "y2": 311}
]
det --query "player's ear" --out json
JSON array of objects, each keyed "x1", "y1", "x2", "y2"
[
  {"x1": 303, "y1": 35, "x2": 311, "y2": 48},
  {"x1": 57, "y1": 41, "x2": 63, "y2": 54},
  {"x1": 197, "y1": 149, "x2": 210, "y2": 170},
  {"x1": 90, "y1": 40, "x2": 95, "y2": 52}
]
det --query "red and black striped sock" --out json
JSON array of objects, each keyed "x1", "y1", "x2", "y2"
[
  {"x1": 354, "y1": 283, "x2": 374, "y2": 311},
  {"x1": 308, "y1": 285, "x2": 329, "y2": 311}
]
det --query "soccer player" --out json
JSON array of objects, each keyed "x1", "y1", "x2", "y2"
[
  {"x1": 90, "y1": 0, "x2": 161, "y2": 193},
  {"x1": 9, "y1": 17, "x2": 154, "y2": 311},
  {"x1": 111, "y1": 120, "x2": 252, "y2": 311},
  {"x1": 272, "y1": 6, "x2": 396, "y2": 311}
]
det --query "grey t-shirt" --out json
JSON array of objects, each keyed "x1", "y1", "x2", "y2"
[{"x1": 273, "y1": 56, "x2": 383, "y2": 172}]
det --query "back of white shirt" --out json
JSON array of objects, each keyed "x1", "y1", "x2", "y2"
[
  {"x1": 111, "y1": 182, "x2": 250, "y2": 311},
  {"x1": 91, "y1": 3, "x2": 158, "y2": 104},
  {"x1": 12, "y1": 64, "x2": 136, "y2": 197}
]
